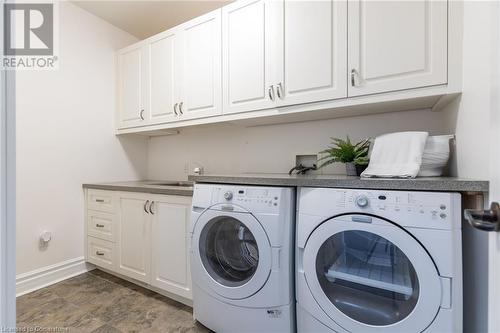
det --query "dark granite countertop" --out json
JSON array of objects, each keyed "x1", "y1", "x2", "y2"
[
  {"x1": 82, "y1": 181, "x2": 194, "y2": 196},
  {"x1": 188, "y1": 173, "x2": 488, "y2": 193}
]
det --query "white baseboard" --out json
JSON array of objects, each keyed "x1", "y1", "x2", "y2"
[{"x1": 16, "y1": 257, "x2": 93, "y2": 297}]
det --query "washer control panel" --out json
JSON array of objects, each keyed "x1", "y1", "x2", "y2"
[
  {"x1": 191, "y1": 184, "x2": 287, "y2": 214},
  {"x1": 232, "y1": 188, "x2": 280, "y2": 208}
]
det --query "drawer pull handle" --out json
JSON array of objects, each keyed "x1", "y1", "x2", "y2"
[
  {"x1": 95, "y1": 224, "x2": 105, "y2": 228},
  {"x1": 95, "y1": 251, "x2": 105, "y2": 256},
  {"x1": 95, "y1": 199, "x2": 105, "y2": 203}
]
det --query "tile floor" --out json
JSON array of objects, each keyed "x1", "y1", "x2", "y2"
[{"x1": 16, "y1": 269, "x2": 211, "y2": 333}]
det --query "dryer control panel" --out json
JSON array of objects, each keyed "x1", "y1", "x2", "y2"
[
  {"x1": 299, "y1": 188, "x2": 462, "y2": 230},
  {"x1": 347, "y1": 191, "x2": 451, "y2": 220}
]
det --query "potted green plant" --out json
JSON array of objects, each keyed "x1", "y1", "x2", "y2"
[{"x1": 318, "y1": 136, "x2": 371, "y2": 176}]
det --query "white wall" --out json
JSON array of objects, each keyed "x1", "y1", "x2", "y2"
[
  {"x1": 443, "y1": 2, "x2": 493, "y2": 180},
  {"x1": 148, "y1": 109, "x2": 453, "y2": 179},
  {"x1": 16, "y1": 2, "x2": 147, "y2": 275},
  {"x1": 488, "y1": 2, "x2": 500, "y2": 332},
  {"x1": 440, "y1": 2, "x2": 497, "y2": 333},
  {"x1": 1, "y1": 0, "x2": 16, "y2": 321}
]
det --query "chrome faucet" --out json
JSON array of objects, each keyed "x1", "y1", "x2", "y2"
[
  {"x1": 192, "y1": 161, "x2": 205, "y2": 175},
  {"x1": 193, "y1": 167, "x2": 204, "y2": 175}
]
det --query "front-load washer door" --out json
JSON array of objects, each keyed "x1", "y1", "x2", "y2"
[
  {"x1": 302, "y1": 214, "x2": 442, "y2": 333},
  {"x1": 192, "y1": 208, "x2": 272, "y2": 300}
]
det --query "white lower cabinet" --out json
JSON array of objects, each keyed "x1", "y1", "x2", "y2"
[
  {"x1": 118, "y1": 193, "x2": 151, "y2": 283},
  {"x1": 85, "y1": 189, "x2": 193, "y2": 301},
  {"x1": 150, "y1": 195, "x2": 192, "y2": 299}
]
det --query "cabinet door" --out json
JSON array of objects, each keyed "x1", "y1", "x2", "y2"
[
  {"x1": 222, "y1": 0, "x2": 280, "y2": 114},
  {"x1": 147, "y1": 30, "x2": 179, "y2": 125},
  {"x1": 279, "y1": 0, "x2": 347, "y2": 106},
  {"x1": 150, "y1": 195, "x2": 192, "y2": 299},
  {"x1": 348, "y1": 0, "x2": 448, "y2": 97},
  {"x1": 118, "y1": 193, "x2": 151, "y2": 283},
  {"x1": 178, "y1": 10, "x2": 222, "y2": 120},
  {"x1": 117, "y1": 44, "x2": 148, "y2": 128}
]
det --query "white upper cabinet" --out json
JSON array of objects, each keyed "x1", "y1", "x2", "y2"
[
  {"x1": 347, "y1": 0, "x2": 448, "y2": 97},
  {"x1": 278, "y1": 0, "x2": 347, "y2": 106},
  {"x1": 116, "y1": 0, "x2": 456, "y2": 133},
  {"x1": 222, "y1": 0, "x2": 280, "y2": 114},
  {"x1": 147, "y1": 30, "x2": 179, "y2": 124},
  {"x1": 223, "y1": 0, "x2": 347, "y2": 113},
  {"x1": 178, "y1": 10, "x2": 222, "y2": 120},
  {"x1": 150, "y1": 195, "x2": 192, "y2": 300},
  {"x1": 117, "y1": 44, "x2": 148, "y2": 129}
]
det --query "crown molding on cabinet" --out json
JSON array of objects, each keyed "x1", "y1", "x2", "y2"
[{"x1": 116, "y1": 85, "x2": 460, "y2": 135}]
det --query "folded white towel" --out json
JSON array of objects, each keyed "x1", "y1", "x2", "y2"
[
  {"x1": 418, "y1": 135, "x2": 453, "y2": 177},
  {"x1": 361, "y1": 131, "x2": 429, "y2": 178}
]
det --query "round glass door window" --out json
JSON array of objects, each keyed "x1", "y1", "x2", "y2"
[
  {"x1": 199, "y1": 216, "x2": 259, "y2": 287},
  {"x1": 316, "y1": 230, "x2": 420, "y2": 326}
]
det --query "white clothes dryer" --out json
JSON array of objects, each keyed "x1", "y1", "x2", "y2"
[{"x1": 296, "y1": 187, "x2": 462, "y2": 333}]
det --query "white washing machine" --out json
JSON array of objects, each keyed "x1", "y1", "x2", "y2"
[
  {"x1": 190, "y1": 184, "x2": 295, "y2": 333},
  {"x1": 296, "y1": 188, "x2": 462, "y2": 333}
]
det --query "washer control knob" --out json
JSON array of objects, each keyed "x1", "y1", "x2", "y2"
[
  {"x1": 224, "y1": 191, "x2": 233, "y2": 201},
  {"x1": 356, "y1": 195, "x2": 369, "y2": 208}
]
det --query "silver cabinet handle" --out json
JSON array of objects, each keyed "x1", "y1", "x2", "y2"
[
  {"x1": 149, "y1": 201, "x2": 155, "y2": 215},
  {"x1": 276, "y1": 82, "x2": 283, "y2": 99},
  {"x1": 144, "y1": 200, "x2": 150, "y2": 213},
  {"x1": 268, "y1": 85, "x2": 275, "y2": 101},
  {"x1": 95, "y1": 224, "x2": 105, "y2": 228},
  {"x1": 173, "y1": 103, "x2": 178, "y2": 116},
  {"x1": 140, "y1": 109, "x2": 145, "y2": 120},
  {"x1": 350, "y1": 69, "x2": 357, "y2": 87},
  {"x1": 95, "y1": 199, "x2": 104, "y2": 203},
  {"x1": 95, "y1": 251, "x2": 105, "y2": 256},
  {"x1": 179, "y1": 102, "x2": 184, "y2": 115}
]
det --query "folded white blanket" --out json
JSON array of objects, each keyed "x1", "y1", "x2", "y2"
[{"x1": 361, "y1": 131, "x2": 429, "y2": 178}]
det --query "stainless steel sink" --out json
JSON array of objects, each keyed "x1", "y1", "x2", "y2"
[{"x1": 150, "y1": 181, "x2": 194, "y2": 187}]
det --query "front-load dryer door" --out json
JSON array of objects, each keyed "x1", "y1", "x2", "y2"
[
  {"x1": 192, "y1": 208, "x2": 272, "y2": 300},
  {"x1": 303, "y1": 214, "x2": 442, "y2": 333}
]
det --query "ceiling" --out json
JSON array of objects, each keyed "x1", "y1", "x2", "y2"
[{"x1": 73, "y1": 1, "x2": 232, "y2": 39}]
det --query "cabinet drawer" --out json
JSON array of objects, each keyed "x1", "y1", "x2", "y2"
[
  {"x1": 87, "y1": 210, "x2": 116, "y2": 242},
  {"x1": 87, "y1": 190, "x2": 116, "y2": 213},
  {"x1": 87, "y1": 237, "x2": 116, "y2": 271}
]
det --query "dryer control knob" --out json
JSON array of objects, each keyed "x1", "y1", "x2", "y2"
[
  {"x1": 224, "y1": 191, "x2": 233, "y2": 201},
  {"x1": 356, "y1": 195, "x2": 369, "y2": 208}
]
